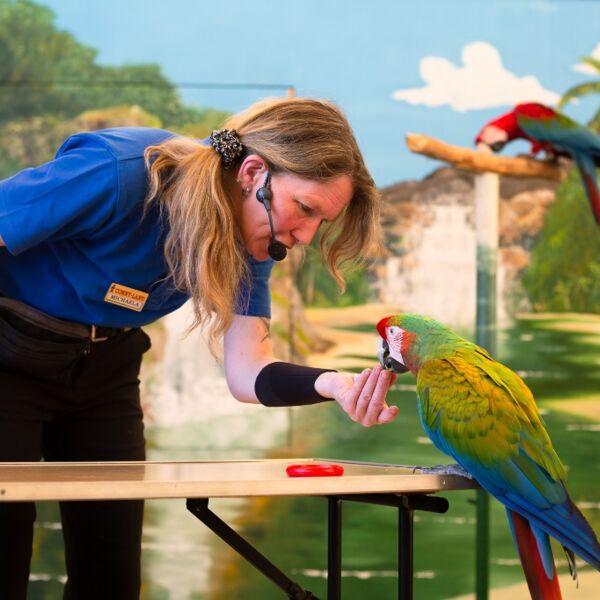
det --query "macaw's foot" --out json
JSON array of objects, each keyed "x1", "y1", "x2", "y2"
[{"x1": 412, "y1": 463, "x2": 473, "y2": 478}]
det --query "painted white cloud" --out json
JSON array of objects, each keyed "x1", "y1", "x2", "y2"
[
  {"x1": 572, "y1": 42, "x2": 600, "y2": 75},
  {"x1": 392, "y1": 41, "x2": 560, "y2": 112}
]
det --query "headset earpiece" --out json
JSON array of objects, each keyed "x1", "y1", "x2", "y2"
[
  {"x1": 255, "y1": 172, "x2": 287, "y2": 261},
  {"x1": 256, "y1": 173, "x2": 272, "y2": 206}
]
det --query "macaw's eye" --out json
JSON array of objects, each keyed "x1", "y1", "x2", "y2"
[{"x1": 490, "y1": 141, "x2": 505, "y2": 153}]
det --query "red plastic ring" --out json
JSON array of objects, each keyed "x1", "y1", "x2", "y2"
[{"x1": 286, "y1": 463, "x2": 345, "y2": 477}]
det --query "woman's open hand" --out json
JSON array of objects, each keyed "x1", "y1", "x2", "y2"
[{"x1": 315, "y1": 366, "x2": 398, "y2": 427}]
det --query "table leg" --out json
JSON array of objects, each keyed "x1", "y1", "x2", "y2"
[
  {"x1": 398, "y1": 499, "x2": 414, "y2": 600},
  {"x1": 328, "y1": 494, "x2": 448, "y2": 600},
  {"x1": 186, "y1": 498, "x2": 319, "y2": 600},
  {"x1": 188, "y1": 494, "x2": 448, "y2": 600},
  {"x1": 327, "y1": 497, "x2": 342, "y2": 600}
]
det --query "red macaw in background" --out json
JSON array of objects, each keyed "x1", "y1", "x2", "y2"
[{"x1": 475, "y1": 103, "x2": 600, "y2": 226}]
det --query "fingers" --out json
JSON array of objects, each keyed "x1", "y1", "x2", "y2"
[
  {"x1": 346, "y1": 366, "x2": 398, "y2": 427},
  {"x1": 351, "y1": 368, "x2": 379, "y2": 421},
  {"x1": 377, "y1": 405, "x2": 399, "y2": 424}
]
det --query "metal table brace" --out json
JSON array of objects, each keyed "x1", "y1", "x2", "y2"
[{"x1": 187, "y1": 493, "x2": 449, "y2": 600}]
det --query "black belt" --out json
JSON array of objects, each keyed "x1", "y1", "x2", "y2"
[
  {"x1": 89, "y1": 324, "x2": 132, "y2": 342},
  {"x1": 0, "y1": 295, "x2": 132, "y2": 342}
]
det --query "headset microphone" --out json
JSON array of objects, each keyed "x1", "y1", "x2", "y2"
[{"x1": 256, "y1": 172, "x2": 287, "y2": 261}]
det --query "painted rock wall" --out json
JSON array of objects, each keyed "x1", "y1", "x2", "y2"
[{"x1": 374, "y1": 167, "x2": 559, "y2": 327}]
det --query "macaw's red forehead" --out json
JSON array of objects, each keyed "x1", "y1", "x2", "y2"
[{"x1": 376, "y1": 315, "x2": 401, "y2": 338}]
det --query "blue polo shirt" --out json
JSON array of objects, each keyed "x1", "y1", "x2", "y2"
[{"x1": 0, "y1": 127, "x2": 273, "y2": 327}]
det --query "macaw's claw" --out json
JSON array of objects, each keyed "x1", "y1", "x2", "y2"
[{"x1": 412, "y1": 463, "x2": 473, "y2": 479}]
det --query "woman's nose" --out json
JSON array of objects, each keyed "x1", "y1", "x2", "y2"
[{"x1": 292, "y1": 219, "x2": 321, "y2": 246}]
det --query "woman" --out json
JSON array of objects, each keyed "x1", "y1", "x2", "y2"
[{"x1": 0, "y1": 97, "x2": 397, "y2": 599}]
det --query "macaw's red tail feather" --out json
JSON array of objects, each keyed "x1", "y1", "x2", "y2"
[{"x1": 508, "y1": 510, "x2": 562, "y2": 600}]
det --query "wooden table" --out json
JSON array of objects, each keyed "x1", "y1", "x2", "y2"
[{"x1": 0, "y1": 458, "x2": 476, "y2": 599}]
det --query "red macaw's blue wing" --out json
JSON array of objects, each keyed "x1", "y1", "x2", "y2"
[
  {"x1": 415, "y1": 356, "x2": 600, "y2": 571},
  {"x1": 518, "y1": 112, "x2": 600, "y2": 224},
  {"x1": 517, "y1": 111, "x2": 600, "y2": 158}
]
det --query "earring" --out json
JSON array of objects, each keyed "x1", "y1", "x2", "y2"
[{"x1": 241, "y1": 186, "x2": 251, "y2": 197}]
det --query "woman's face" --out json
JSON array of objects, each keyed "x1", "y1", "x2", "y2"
[{"x1": 239, "y1": 171, "x2": 353, "y2": 261}]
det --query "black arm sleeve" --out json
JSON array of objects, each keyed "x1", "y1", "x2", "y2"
[{"x1": 254, "y1": 362, "x2": 336, "y2": 407}]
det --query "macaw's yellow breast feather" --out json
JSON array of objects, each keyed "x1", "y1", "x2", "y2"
[{"x1": 417, "y1": 356, "x2": 566, "y2": 482}]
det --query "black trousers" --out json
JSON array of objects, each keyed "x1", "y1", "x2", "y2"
[{"x1": 0, "y1": 323, "x2": 150, "y2": 600}]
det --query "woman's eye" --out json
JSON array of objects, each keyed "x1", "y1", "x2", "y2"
[{"x1": 297, "y1": 201, "x2": 313, "y2": 215}]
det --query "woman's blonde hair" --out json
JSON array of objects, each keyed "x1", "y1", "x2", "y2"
[{"x1": 145, "y1": 97, "x2": 381, "y2": 351}]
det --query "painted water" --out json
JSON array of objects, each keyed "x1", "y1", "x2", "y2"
[{"x1": 27, "y1": 308, "x2": 600, "y2": 599}]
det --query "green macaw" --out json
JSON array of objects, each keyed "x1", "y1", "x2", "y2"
[{"x1": 377, "y1": 314, "x2": 600, "y2": 600}]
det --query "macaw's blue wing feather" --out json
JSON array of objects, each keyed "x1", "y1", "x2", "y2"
[
  {"x1": 530, "y1": 521, "x2": 557, "y2": 580},
  {"x1": 416, "y1": 357, "x2": 600, "y2": 573},
  {"x1": 518, "y1": 112, "x2": 600, "y2": 158},
  {"x1": 476, "y1": 448, "x2": 600, "y2": 571}
]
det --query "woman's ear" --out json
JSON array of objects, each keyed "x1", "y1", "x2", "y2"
[{"x1": 235, "y1": 154, "x2": 268, "y2": 190}]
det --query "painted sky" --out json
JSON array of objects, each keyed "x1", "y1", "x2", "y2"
[{"x1": 41, "y1": 0, "x2": 600, "y2": 186}]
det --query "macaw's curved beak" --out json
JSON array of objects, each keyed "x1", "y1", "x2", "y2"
[
  {"x1": 377, "y1": 338, "x2": 409, "y2": 374},
  {"x1": 489, "y1": 141, "x2": 506, "y2": 153},
  {"x1": 476, "y1": 123, "x2": 510, "y2": 154},
  {"x1": 475, "y1": 139, "x2": 505, "y2": 154}
]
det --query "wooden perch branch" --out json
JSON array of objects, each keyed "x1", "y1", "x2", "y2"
[{"x1": 406, "y1": 133, "x2": 565, "y2": 182}]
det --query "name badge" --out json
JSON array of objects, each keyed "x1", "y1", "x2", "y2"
[{"x1": 104, "y1": 283, "x2": 149, "y2": 312}]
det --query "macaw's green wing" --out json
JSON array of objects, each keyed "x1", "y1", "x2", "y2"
[{"x1": 415, "y1": 356, "x2": 566, "y2": 506}]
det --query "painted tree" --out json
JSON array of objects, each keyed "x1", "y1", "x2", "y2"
[
  {"x1": 0, "y1": 0, "x2": 230, "y2": 176},
  {"x1": 0, "y1": 0, "x2": 222, "y2": 128},
  {"x1": 523, "y1": 170, "x2": 600, "y2": 312},
  {"x1": 558, "y1": 55, "x2": 600, "y2": 130}
]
